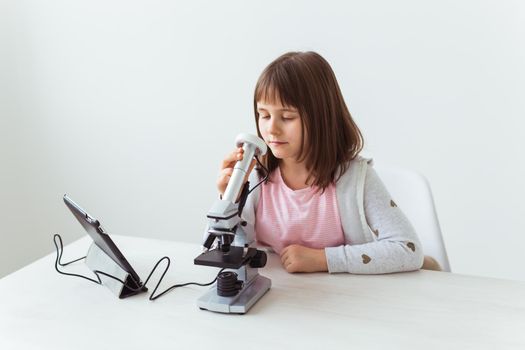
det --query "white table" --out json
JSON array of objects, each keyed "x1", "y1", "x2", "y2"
[{"x1": 1, "y1": 235, "x2": 524, "y2": 350}]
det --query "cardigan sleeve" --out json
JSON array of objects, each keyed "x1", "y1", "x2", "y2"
[{"x1": 325, "y1": 166, "x2": 424, "y2": 274}]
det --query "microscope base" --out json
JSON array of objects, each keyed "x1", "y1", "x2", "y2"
[{"x1": 197, "y1": 274, "x2": 271, "y2": 314}]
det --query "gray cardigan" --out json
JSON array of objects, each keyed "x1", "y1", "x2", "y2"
[{"x1": 240, "y1": 157, "x2": 424, "y2": 274}]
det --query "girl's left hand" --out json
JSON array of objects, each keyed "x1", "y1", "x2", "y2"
[{"x1": 280, "y1": 244, "x2": 328, "y2": 273}]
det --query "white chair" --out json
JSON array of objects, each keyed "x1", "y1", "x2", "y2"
[{"x1": 374, "y1": 165, "x2": 451, "y2": 272}]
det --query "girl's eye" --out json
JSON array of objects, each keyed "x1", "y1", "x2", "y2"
[
  {"x1": 259, "y1": 115, "x2": 270, "y2": 119},
  {"x1": 282, "y1": 116, "x2": 296, "y2": 121}
]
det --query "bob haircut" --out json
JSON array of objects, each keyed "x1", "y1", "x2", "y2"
[{"x1": 253, "y1": 51, "x2": 364, "y2": 190}]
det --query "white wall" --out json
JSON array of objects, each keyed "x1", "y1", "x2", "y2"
[{"x1": 1, "y1": 0, "x2": 524, "y2": 281}]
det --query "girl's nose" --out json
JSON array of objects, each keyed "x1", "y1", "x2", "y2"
[{"x1": 267, "y1": 118, "x2": 280, "y2": 135}]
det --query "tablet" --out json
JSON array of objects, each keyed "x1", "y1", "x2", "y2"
[{"x1": 63, "y1": 195, "x2": 145, "y2": 292}]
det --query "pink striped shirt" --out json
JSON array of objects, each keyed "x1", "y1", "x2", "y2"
[{"x1": 254, "y1": 166, "x2": 346, "y2": 254}]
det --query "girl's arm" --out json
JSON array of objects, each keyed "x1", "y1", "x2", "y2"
[{"x1": 325, "y1": 166, "x2": 424, "y2": 274}]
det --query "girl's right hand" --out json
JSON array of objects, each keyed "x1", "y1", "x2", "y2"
[{"x1": 217, "y1": 147, "x2": 257, "y2": 196}]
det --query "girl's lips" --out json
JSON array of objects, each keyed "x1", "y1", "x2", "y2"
[{"x1": 269, "y1": 141, "x2": 288, "y2": 147}]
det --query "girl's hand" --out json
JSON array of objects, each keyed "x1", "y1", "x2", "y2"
[
  {"x1": 280, "y1": 244, "x2": 328, "y2": 273},
  {"x1": 217, "y1": 147, "x2": 256, "y2": 197}
]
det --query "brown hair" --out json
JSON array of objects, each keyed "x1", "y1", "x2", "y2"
[{"x1": 253, "y1": 51, "x2": 364, "y2": 190}]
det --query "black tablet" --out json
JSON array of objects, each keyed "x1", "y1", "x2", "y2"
[{"x1": 63, "y1": 195, "x2": 146, "y2": 294}]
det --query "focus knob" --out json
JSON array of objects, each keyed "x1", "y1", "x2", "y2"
[{"x1": 249, "y1": 250, "x2": 267, "y2": 268}]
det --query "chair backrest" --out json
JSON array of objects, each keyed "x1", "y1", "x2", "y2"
[{"x1": 374, "y1": 165, "x2": 451, "y2": 272}]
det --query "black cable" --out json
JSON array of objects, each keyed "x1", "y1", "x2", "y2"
[
  {"x1": 54, "y1": 234, "x2": 102, "y2": 285},
  {"x1": 53, "y1": 234, "x2": 223, "y2": 301},
  {"x1": 247, "y1": 155, "x2": 269, "y2": 195},
  {"x1": 147, "y1": 266, "x2": 224, "y2": 301}
]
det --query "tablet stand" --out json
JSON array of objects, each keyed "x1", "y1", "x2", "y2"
[{"x1": 85, "y1": 243, "x2": 145, "y2": 298}]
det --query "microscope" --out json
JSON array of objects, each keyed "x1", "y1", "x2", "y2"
[{"x1": 194, "y1": 133, "x2": 271, "y2": 314}]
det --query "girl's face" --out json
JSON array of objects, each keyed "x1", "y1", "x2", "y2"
[{"x1": 257, "y1": 99, "x2": 304, "y2": 163}]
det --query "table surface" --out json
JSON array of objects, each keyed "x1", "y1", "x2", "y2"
[{"x1": 1, "y1": 235, "x2": 524, "y2": 350}]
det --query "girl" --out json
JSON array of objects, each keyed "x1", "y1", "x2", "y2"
[{"x1": 218, "y1": 51, "x2": 438, "y2": 274}]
